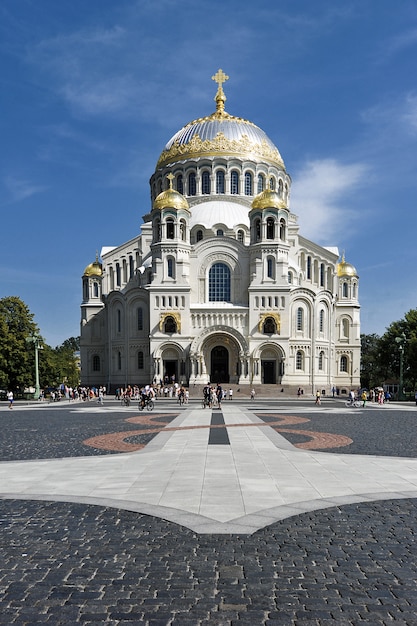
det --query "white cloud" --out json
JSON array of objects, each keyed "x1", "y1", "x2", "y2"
[
  {"x1": 3, "y1": 175, "x2": 46, "y2": 203},
  {"x1": 290, "y1": 158, "x2": 367, "y2": 243}
]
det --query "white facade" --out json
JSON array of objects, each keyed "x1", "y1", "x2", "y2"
[{"x1": 80, "y1": 72, "x2": 360, "y2": 394}]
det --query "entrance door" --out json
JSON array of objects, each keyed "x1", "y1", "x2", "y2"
[
  {"x1": 262, "y1": 360, "x2": 276, "y2": 384},
  {"x1": 210, "y1": 346, "x2": 229, "y2": 383},
  {"x1": 164, "y1": 360, "x2": 177, "y2": 384}
]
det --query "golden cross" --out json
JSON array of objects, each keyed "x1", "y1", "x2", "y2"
[
  {"x1": 212, "y1": 68, "x2": 229, "y2": 89},
  {"x1": 167, "y1": 172, "x2": 175, "y2": 189}
]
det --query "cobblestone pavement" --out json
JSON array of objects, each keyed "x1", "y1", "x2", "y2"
[{"x1": 1, "y1": 399, "x2": 416, "y2": 624}]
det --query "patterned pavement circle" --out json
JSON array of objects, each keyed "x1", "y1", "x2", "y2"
[{"x1": 83, "y1": 413, "x2": 353, "y2": 453}]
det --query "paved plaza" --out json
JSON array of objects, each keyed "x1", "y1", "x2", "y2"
[{"x1": 0, "y1": 397, "x2": 416, "y2": 624}]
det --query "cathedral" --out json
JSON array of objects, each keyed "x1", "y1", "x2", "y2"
[{"x1": 80, "y1": 70, "x2": 360, "y2": 395}]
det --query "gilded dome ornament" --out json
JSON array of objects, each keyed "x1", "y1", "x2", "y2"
[
  {"x1": 156, "y1": 70, "x2": 285, "y2": 170},
  {"x1": 153, "y1": 173, "x2": 190, "y2": 211},
  {"x1": 251, "y1": 188, "x2": 288, "y2": 211},
  {"x1": 83, "y1": 252, "x2": 103, "y2": 277},
  {"x1": 337, "y1": 252, "x2": 358, "y2": 277}
]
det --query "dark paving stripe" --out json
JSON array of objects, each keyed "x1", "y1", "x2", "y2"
[{"x1": 209, "y1": 411, "x2": 230, "y2": 445}]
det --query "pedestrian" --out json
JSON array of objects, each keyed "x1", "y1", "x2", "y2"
[
  {"x1": 229, "y1": 388, "x2": 233, "y2": 400},
  {"x1": 7, "y1": 390, "x2": 13, "y2": 409},
  {"x1": 250, "y1": 389, "x2": 255, "y2": 401},
  {"x1": 315, "y1": 390, "x2": 321, "y2": 405},
  {"x1": 361, "y1": 390, "x2": 367, "y2": 407},
  {"x1": 216, "y1": 383, "x2": 223, "y2": 409}
]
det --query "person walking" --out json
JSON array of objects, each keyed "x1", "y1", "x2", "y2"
[
  {"x1": 228, "y1": 388, "x2": 233, "y2": 401},
  {"x1": 7, "y1": 390, "x2": 13, "y2": 409},
  {"x1": 216, "y1": 383, "x2": 223, "y2": 409},
  {"x1": 361, "y1": 390, "x2": 367, "y2": 408},
  {"x1": 315, "y1": 390, "x2": 321, "y2": 405}
]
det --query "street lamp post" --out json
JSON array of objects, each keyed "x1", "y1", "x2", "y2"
[
  {"x1": 26, "y1": 334, "x2": 42, "y2": 399},
  {"x1": 395, "y1": 333, "x2": 406, "y2": 401}
]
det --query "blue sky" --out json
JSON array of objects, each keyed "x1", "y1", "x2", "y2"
[{"x1": 1, "y1": 0, "x2": 417, "y2": 346}]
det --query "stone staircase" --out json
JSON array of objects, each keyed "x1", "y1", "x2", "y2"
[{"x1": 187, "y1": 383, "x2": 314, "y2": 399}]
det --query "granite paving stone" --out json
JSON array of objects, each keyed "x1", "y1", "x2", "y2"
[{"x1": 0, "y1": 398, "x2": 416, "y2": 624}]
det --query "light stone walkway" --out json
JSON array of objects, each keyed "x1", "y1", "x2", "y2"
[{"x1": 2, "y1": 403, "x2": 417, "y2": 534}]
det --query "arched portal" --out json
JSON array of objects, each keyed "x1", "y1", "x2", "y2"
[
  {"x1": 210, "y1": 346, "x2": 229, "y2": 383},
  {"x1": 258, "y1": 345, "x2": 285, "y2": 385}
]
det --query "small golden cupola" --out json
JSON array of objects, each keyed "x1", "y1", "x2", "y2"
[
  {"x1": 251, "y1": 188, "x2": 288, "y2": 211},
  {"x1": 83, "y1": 253, "x2": 103, "y2": 277},
  {"x1": 153, "y1": 173, "x2": 189, "y2": 211},
  {"x1": 337, "y1": 253, "x2": 358, "y2": 277}
]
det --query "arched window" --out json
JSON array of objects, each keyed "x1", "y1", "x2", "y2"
[
  {"x1": 137, "y1": 351, "x2": 144, "y2": 369},
  {"x1": 231, "y1": 171, "x2": 239, "y2": 194},
  {"x1": 266, "y1": 217, "x2": 275, "y2": 239},
  {"x1": 164, "y1": 316, "x2": 177, "y2": 333},
  {"x1": 116, "y1": 262, "x2": 121, "y2": 287},
  {"x1": 209, "y1": 262, "x2": 231, "y2": 302},
  {"x1": 278, "y1": 179, "x2": 284, "y2": 197},
  {"x1": 267, "y1": 257, "x2": 274, "y2": 279},
  {"x1": 167, "y1": 257, "x2": 175, "y2": 278},
  {"x1": 196, "y1": 229, "x2": 203, "y2": 242},
  {"x1": 166, "y1": 219, "x2": 174, "y2": 239},
  {"x1": 237, "y1": 229, "x2": 244, "y2": 243},
  {"x1": 297, "y1": 307, "x2": 303, "y2": 331},
  {"x1": 92, "y1": 355, "x2": 100, "y2": 372},
  {"x1": 93, "y1": 282, "x2": 99, "y2": 298},
  {"x1": 244, "y1": 171, "x2": 253, "y2": 195},
  {"x1": 180, "y1": 219, "x2": 186, "y2": 241},
  {"x1": 263, "y1": 317, "x2": 276, "y2": 334},
  {"x1": 319, "y1": 309, "x2": 325, "y2": 333},
  {"x1": 255, "y1": 219, "x2": 261, "y2": 242},
  {"x1": 202, "y1": 171, "x2": 211, "y2": 194},
  {"x1": 216, "y1": 170, "x2": 225, "y2": 194},
  {"x1": 109, "y1": 267, "x2": 114, "y2": 291},
  {"x1": 353, "y1": 283, "x2": 357, "y2": 298},
  {"x1": 177, "y1": 174, "x2": 183, "y2": 195},
  {"x1": 288, "y1": 271, "x2": 293, "y2": 284},
  {"x1": 137, "y1": 307, "x2": 143, "y2": 331},
  {"x1": 306, "y1": 256, "x2": 312, "y2": 280},
  {"x1": 117, "y1": 308, "x2": 122, "y2": 332},
  {"x1": 318, "y1": 351, "x2": 324, "y2": 370},
  {"x1": 269, "y1": 176, "x2": 276, "y2": 190},
  {"x1": 257, "y1": 174, "x2": 265, "y2": 194},
  {"x1": 122, "y1": 259, "x2": 127, "y2": 283},
  {"x1": 129, "y1": 255, "x2": 134, "y2": 279},
  {"x1": 188, "y1": 172, "x2": 196, "y2": 196},
  {"x1": 83, "y1": 279, "x2": 88, "y2": 301},
  {"x1": 216, "y1": 229, "x2": 224, "y2": 237},
  {"x1": 155, "y1": 219, "x2": 161, "y2": 242},
  {"x1": 320, "y1": 263, "x2": 325, "y2": 287},
  {"x1": 296, "y1": 350, "x2": 304, "y2": 370},
  {"x1": 117, "y1": 351, "x2": 122, "y2": 370},
  {"x1": 342, "y1": 318, "x2": 349, "y2": 339},
  {"x1": 340, "y1": 355, "x2": 348, "y2": 372},
  {"x1": 279, "y1": 218, "x2": 286, "y2": 240},
  {"x1": 342, "y1": 282, "x2": 348, "y2": 297}
]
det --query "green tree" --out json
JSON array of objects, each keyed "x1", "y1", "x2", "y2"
[
  {"x1": 0, "y1": 296, "x2": 39, "y2": 390},
  {"x1": 360, "y1": 333, "x2": 384, "y2": 389}
]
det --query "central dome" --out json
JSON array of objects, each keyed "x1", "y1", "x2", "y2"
[{"x1": 156, "y1": 70, "x2": 284, "y2": 170}]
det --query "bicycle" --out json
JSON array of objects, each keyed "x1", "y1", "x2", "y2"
[
  {"x1": 138, "y1": 397, "x2": 154, "y2": 411},
  {"x1": 345, "y1": 399, "x2": 362, "y2": 408}
]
